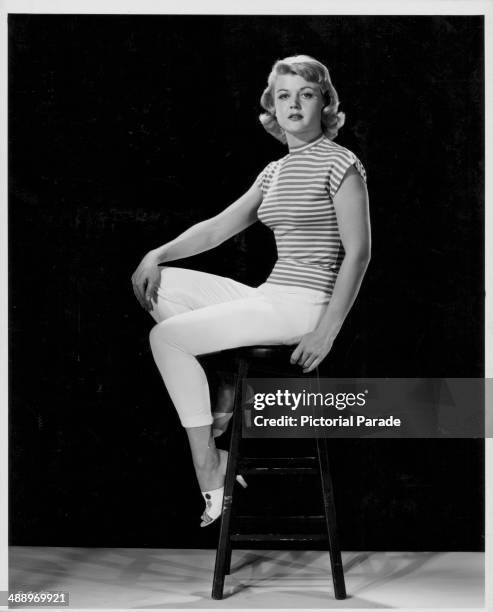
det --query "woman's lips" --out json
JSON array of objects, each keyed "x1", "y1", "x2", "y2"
[{"x1": 288, "y1": 114, "x2": 303, "y2": 120}]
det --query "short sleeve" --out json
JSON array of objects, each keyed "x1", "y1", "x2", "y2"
[
  {"x1": 328, "y1": 150, "x2": 367, "y2": 200},
  {"x1": 254, "y1": 161, "x2": 274, "y2": 194}
]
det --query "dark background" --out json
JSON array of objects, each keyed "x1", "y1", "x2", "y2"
[{"x1": 9, "y1": 15, "x2": 484, "y2": 549}]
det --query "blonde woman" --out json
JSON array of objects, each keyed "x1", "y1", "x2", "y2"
[{"x1": 131, "y1": 55, "x2": 370, "y2": 526}]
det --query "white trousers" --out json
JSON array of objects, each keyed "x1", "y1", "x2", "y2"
[{"x1": 148, "y1": 267, "x2": 329, "y2": 428}]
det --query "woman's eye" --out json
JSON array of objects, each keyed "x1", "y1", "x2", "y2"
[
  {"x1": 302, "y1": 92, "x2": 314, "y2": 98},
  {"x1": 278, "y1": 93, "x2": 289, "y2": 100}
]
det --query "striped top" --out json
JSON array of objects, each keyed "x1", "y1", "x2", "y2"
[{"x1": 255, "y1": 134, "x2": 367, "y2": 296}]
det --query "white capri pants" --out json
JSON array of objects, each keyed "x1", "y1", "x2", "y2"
[{"x1": 148, "y1": 267, "x2": 329, "y2": 428}]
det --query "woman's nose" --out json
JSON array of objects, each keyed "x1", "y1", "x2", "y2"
[{"x1": 290, "y1": 96, "x2": 301, "y2": 108}]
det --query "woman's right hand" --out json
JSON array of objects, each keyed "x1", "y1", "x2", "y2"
[{"x1": 131, "y1": 251, "x2": 162, "y2": 312}]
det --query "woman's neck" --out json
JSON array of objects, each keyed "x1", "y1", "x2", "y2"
[{"x1": 285, "y1": 129, "x2": 324, "y2": 151}]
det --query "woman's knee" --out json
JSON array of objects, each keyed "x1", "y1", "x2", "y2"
[
  {"x1": 149, "y1": 320, "x2": 169, "y2": 349},
  {"x1": 149, "y1": 318, "x2": 184, "y2": 352}
]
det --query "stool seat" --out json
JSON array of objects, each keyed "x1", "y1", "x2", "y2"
[
  {"x1": 202, "y1": 344, "x2": 294, "y2": 360},
  {"x1": 210, "y1": 345, "x2": 346, "y2": 601},
  {"x1": 199, "y1": 345, "x2": 301, "y2": 376},
  {"x1": 231, "y1": 344, "x2": 295, "y2": 360}
]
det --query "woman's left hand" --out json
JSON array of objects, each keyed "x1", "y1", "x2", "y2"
[{"x1": 290, "y1": 331, "x2": 334, "y2": 373}]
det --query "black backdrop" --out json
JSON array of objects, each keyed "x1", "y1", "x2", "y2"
[{"x1": 9, "y1": 14, "x2": 484, "y2": 550}]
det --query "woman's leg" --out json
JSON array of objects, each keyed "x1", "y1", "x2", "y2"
[
  {"x1": 146, "y1": 267, "x2": 261, "y2": 523},
  {"x1": 149, "y1": 267, "x2": 242, "y2": 436},
  {"x1": 148, "y1": 295, "x2": 306, "y2": 427},
  {"x1": 148, "y1": 267, "x2": 261, "y2": 427}
]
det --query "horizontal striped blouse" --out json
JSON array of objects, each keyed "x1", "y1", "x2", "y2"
[{"x1": 255, "y1": 134, "x2": 367, "y2": 296}]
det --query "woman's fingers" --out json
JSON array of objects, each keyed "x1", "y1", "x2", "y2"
[
  {"x1": 131, "y1": 257, "x2": 162, "y2": 311},
  {"x1": 303, "y1": 355, "x2": 321, "y2": 374},
  {"x1": 131, "y1": 272, "x2": 151, "y2": 310},
  {"x1": 291, "y1": 333, "x2": 332, "y2": 372},
  {"x1": 296, "y1": 351, "x2": 309, "y2": 367},
  {"x1": 132, "y1": 281, "x2": 147, "y2": 309},
  {"x1": 290, "y1": 344, "x2": 303, "y2": 365},
  {"x1": 291, "y1": 344, "x2": 323, "y2": 370},
  {"x1": 145, "y1": 282, "x2": 158, "y2": 310},
  {"x1": 291, "y1": 346, "x2": 311, "y2": 368}
]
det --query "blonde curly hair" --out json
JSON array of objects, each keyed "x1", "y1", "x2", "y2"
[{"x1": 259, "y1": 54, "x2": 345, "y2": 144}]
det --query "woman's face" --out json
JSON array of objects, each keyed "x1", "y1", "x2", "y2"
[{"x1": 273, "y1": 73, "x2": 325, "y2": 139}]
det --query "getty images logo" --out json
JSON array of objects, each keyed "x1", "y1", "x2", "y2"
[{"x1": 250, "y1": 388, "x2": 369, "y2": 411}]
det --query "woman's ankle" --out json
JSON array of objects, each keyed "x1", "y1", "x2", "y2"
[{"x1": 195, "y1": 449, "x2": 227, "y2": 490}]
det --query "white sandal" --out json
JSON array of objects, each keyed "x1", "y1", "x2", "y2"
[{"x1": 200, "y1": 474, "x2": 248, "y2": 527}]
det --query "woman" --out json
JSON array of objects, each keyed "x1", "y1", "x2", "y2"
[{"x1": 131, "y1": 55, "x2": 370, "y2": 527}]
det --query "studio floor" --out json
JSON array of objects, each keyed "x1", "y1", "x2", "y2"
[{"x1": 8, "y1": 547, "x2": 484, "y2": 609}]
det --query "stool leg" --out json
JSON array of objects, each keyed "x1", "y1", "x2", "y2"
[
  {"x1": 224, "y1": 540, "x2": 232, "y2": 575},
  {"x1": 211, "y1": 359, "x2": 247, "y2": 599},
  {"x1": 316, "y1": 436, "x2": 347, "y2": 599}
]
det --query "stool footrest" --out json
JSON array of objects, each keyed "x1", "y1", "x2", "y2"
[
  {"x1": 235, "y1": 514, "x2": 325, "y2": 522},
  {"x1": 230, "y1": 533, "x2": 328, "y2": 542},
  {"x1": 239, "y1": 457, "x2": 318, "y2": 474},
  {"x1": 242, "y1": 466, "x2": 319, "y2": 475}
]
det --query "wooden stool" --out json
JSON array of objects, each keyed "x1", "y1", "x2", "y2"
[{"x1": 209, "y1": 346, "x2": 346, "y2": 600}]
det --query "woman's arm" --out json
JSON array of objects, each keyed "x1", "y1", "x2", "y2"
[
  {"x1": 131, "y1": 181, "x2": 263, "y2": 311},
  {"x1": 149, "y1": 182, "x2": 263, "y2": 264},
  {"x1": 290, "y1": 165, "x2": 371, "y2": 372}
]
